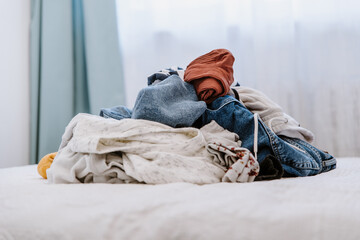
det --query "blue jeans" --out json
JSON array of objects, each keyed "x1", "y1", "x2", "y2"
[{"x1": 194, "y1": 95, "x2": 336, "y2": 177}]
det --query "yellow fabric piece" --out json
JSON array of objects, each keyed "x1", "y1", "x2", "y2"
[{"x1": 37, "y1": 152, "x2": 57, "y2": 179}]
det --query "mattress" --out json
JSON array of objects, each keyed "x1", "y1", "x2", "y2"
[{"x1": 0, "y1": 157, "x2": 359, "y2": 240}]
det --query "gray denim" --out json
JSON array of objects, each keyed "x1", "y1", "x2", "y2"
[
  {"x1": 100, "y1": 75, "x2": 207, "y2": 128},
  {"x1": 132, "y1": 75, "x2": 207, "y2": 127}
]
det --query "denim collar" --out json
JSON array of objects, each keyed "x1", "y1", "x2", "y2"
[{"x1": 207, "y1": 95, "x2": 239, "y2": 111}]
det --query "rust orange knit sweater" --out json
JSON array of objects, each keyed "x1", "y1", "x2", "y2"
[{"x1": 184, "y1": 49, "x2": 235, "y2": 104}]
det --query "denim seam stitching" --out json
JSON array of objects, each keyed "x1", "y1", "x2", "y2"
[
  {"x1": 284, "y1": 138, "x2": 321, "y2": 170},
  {"x1": 295, "y1": 139, "x2": 323, "y2": 161},
  {"x1": 205, "y1": 99, "x2": 238, "y2": 112},
  {"x1": 322, "y1": 158, "x2": 337, "y2": 167},
  {"x1": 259, "y1": 120, "x2": 281, "y2": 162}
]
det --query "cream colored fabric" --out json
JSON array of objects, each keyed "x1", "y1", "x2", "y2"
[
  {"x1": 232, "y1": 86, "x2": 315, "y2": 143},
  {"x1": 47, "y1": 113, "x2": 259, "y2": 184},
  {"x1": 201, "y1": 121, "x2": 259, "y2": 183}
]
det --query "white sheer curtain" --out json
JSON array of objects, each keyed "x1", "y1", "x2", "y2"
[{"x1": 116, "y1": 0, "x2": 360, "y2": 157}]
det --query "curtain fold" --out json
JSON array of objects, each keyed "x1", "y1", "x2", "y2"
[{"x1": 30, "y1": 0, "x2": 125, "y2": 164}]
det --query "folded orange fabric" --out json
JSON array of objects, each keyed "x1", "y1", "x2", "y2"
[
  {"x1": 37, "y1": 152, "x2": 57, "y2": 179},
  {"x1": 184, "y1": 49, "x2": 235, "y2": 103}
]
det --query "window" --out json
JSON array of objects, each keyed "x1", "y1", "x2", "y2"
[{"x1": 116, "y1": 0, "x2": 360, "y2": 156}]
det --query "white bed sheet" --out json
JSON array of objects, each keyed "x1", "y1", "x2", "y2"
[{"x1": 0, "y1": 157, "x2": 359, "y2": 240}]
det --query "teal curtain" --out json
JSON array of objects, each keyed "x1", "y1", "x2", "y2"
[{"x1": 30, "y1": 0, "x2": 126, "y2": 164}]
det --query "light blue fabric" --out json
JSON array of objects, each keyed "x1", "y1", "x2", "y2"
[
  {"x1": 101, "y1": 75, "x2": 207, "y2": 128},
  {"x1": 30, "y1": 0, "x2": 125, "y2": 164},
  {"x1": 100, "y1": 106, "x2": 132, "y2": 120},
  {"x1": 132, "y1": 75, "x2": 207, "y2": 128}
]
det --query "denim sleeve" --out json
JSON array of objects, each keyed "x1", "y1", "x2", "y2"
[{"x1": 99, "y1": 106, "x2": 132, "y2": 120}]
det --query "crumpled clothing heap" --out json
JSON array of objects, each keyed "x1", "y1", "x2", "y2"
[
  {"x1": 43, "y1": 48, "x2": 335, "y2": 184},
  {"x1": 184, "y1": 49, "x2": 235, "y2": 104},
  {"x1": 46, "y1": 113, "x2": 259, "y2": 184}
]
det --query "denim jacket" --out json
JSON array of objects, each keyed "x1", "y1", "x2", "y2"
[{"x1": 194, "y1": 95, "x2": 336, "y2": 177}]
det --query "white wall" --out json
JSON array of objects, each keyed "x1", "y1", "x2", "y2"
[{"x1": 0, "y1": 0, "x2": 31, "y2": 168}]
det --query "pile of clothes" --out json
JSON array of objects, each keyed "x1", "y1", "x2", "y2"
[{"x1": 40, "y1": 49, "x2": 336, "y2": 184}]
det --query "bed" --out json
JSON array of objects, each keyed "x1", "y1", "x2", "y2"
[{"x1": 0, "y1": 157, "x2": 359, "y2": 240}]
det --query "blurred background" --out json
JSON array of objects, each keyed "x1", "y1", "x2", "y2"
[{"x1": 1, "y1": 0, "x2": 359, "y2": 168}]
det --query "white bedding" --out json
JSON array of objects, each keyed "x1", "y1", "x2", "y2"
[{"x1": 0, "y1": 157, "x2": 359, "y2": 240}]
